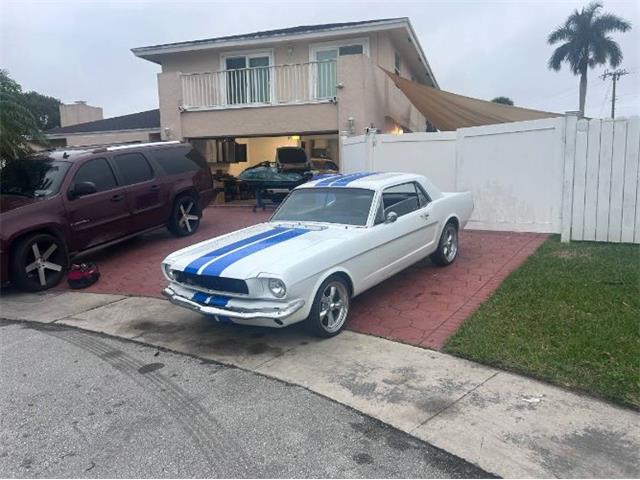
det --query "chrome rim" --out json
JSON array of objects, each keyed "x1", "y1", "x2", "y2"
[
  {"x1": 178, "y1": 201, "x2": 199, "y2": 233},
  {"x1": 443, "y1": 226, "x2": 458, "y2": 262},
  {"x1": 319, "y1": 281, "x2": 349, "y2": 333},
  {"x1": 25, "y1": 241, "x2": 63, "y2": 287}
]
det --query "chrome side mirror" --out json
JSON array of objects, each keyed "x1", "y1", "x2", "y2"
[{"x1": 385, "y1": 211, "x2": 398, "y2": 224}]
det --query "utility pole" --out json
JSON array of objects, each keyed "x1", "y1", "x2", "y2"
[{"x1": 600, "y1": 69, "x2": 629, "y2": 118}]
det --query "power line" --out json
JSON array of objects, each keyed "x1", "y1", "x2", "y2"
[{"x1": 600, "y1": 69, "x2": 630, "y2": 118}]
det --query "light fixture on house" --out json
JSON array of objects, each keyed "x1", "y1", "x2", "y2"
[
  {"x1": 347, "y1": 117, "x2": 355, "y2": 135},
  {"x1": 289, "y1": 135, "x2": 300, "y2": 140}
]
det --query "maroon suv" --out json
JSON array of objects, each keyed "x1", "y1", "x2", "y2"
[{"x1": 0, "y1": 141, "x2": 214, "y2": 291}]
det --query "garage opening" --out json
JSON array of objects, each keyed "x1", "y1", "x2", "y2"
[{"x1": 188, "y1": 132, "x2": 339, "y2": 206}]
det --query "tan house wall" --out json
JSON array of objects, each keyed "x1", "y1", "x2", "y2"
[
  {"x1": 60, "y1": 129, "x2": 160, "y2": 147},
  {"x1": 59, "y1": 103, "x2": 103, "y2": 127},
  {"x1": 156, "y1": 30, "x2": 425, "y2": 141}
]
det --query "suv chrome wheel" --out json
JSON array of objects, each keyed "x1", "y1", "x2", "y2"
[
  {"x1": 168, "y1": 195, "x2": 201, "y2": 237},
  {"x1": 11, "y1": 233, "x2": 67, "y2": 291}
]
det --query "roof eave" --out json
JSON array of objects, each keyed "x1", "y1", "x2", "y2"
[{"x1": 131, "y1": 18, "x2": 409, "y2": 60}]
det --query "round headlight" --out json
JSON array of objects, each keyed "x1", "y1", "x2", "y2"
[
  {"x1": 163, "y1": 264, "x2": 176, "y2": 280},
  {"x1": 268, "y1": 278, "x2": 286, "y2": 298}
]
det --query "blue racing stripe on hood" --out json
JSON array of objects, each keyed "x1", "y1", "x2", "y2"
[
  {"x1": 184, "y1": 227, "x2": 289, "y2": 274},
  {"x1": 201, "y1": 228, "x2": 310, "y2": 277}
]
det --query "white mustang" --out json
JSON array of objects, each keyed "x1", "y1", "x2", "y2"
[{"x1": 162, "y1": 172, "x2": 473, "y2": 336}]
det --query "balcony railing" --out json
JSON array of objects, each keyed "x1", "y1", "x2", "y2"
[{"x1": 180, "y1": 61, "x2": 337, "y2": 110}]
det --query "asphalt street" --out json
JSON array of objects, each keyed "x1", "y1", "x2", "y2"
[{"x1": 0, "y1": 320, "x2": 490, "y2": 478}]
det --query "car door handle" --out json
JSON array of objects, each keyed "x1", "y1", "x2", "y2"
[
  {"x1": 150, "y1": 185, "x2": 160, "y2": 191},
  {"x1": 421, "y1": 212, "x2": 430, "y2": 219},
  {"x1": 110, "y1": 193, "x2": 125, "y2": 202}
]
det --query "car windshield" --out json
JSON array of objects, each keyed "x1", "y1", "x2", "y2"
[
  {"x1": 0, "y1": 158, "x2": 71, "y2": 198},
  {"x1": 272, "y1": 187, "x2": 374, "y2": 226}
]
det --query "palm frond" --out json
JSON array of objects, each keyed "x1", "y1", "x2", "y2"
[
  {"x1": 592, "y1": 13, "x2": 632, "y2": 34},
  {"x1": 548, "y1": 42, "x2": 571, "y2": 71}
]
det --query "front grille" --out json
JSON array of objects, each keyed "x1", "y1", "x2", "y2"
[{"x1": 174, "y1": 271, "x2": 249, "y2": 295}]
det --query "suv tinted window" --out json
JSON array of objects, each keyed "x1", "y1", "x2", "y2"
[
  {"x1": 114, "y1": 153, "x2": 153, "y2": 185},
  {"x1": 74, "y1": 158, "x2": 117, "y2": 192},
  {"x1": 154, "y1": 146, "x2": 205, "y2": 174}
]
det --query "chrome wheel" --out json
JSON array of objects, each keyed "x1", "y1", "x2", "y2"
[
  {"x1": 178, "y1": 201, "x2": 199, "y2": 233},
  {"x1": 319, "y1": 281, "x2": 349, "y2": 334},
  {"x1": 442, "y1": 225, "x2": 458, "y2": 262},
  {"x1": 25, "y1": 241, "x2": 63, "y2": 287}
]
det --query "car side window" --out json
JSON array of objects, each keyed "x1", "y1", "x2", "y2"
[
  {"x1": 415, "y1": 182, "x2": 431, "y2": 207},
  {"x1": 74, "y1": 158, "x2": 117, "y2": 192},
  {"x1": 382, "y1": 182, "x2": 421, "y2": 218},
  {"x1": 113, "y1": 153, "x2": 154, "y2": 185}
]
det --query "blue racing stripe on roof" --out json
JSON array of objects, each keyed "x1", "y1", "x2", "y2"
[
  {"x1": 201, "y1": 228, "x2": 310, "y2": 277},
  {"x1": 314, "y1": 174, "x2": 344, "y2": 186},
  {"x1": 184, "y1": 227, "x2": 288, "y2": 274},
  {"x1": 330, "y1": 171, "x2": 380, "y2": 186}
]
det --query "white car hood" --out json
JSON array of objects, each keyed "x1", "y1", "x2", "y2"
[{"x1": 166, "y1": 222, "x2": 354, "y2": 279}]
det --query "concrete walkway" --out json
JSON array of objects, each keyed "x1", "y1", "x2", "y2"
[{"x1": 2, "y1": 291, "x2": 638, "y2": 478}]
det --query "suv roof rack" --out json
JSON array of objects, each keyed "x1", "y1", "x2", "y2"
[{"x1": 104, "y1": 141, "x2": 180, "y2": 152}]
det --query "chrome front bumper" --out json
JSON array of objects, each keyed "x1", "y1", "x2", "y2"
[{"x1": 162, "y1": 286, "x2": 305, "y2": 321}]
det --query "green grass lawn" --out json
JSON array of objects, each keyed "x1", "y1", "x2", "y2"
[{"x1": 445, "y1": 235, "x2": 640, "y2": 408}]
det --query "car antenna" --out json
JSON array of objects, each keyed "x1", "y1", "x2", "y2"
[{"x1": 62, "y1": 151, "x2": 70, "y2": 159}]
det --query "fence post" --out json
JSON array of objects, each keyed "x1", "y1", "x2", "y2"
[{"x1": 561, "y1": 112, "x2": 579, "y2": 242}]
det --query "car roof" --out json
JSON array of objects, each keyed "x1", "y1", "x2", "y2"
[
  {"x1": 299, "y1": 172, "x2": 423, "y2": 190},
  {"x1": 31, "y1": 141, "x2": 183, "y2": 162}
]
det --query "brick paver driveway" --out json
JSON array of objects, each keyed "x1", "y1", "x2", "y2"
[{"x1": 58, "y1": 207, "x2": 546, "y2": 349}]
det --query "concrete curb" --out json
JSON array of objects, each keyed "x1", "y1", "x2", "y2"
[{"x1": 2, "y1": 291, "x2": 638, "y2": 478}]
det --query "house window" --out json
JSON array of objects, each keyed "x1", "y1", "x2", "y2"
[
  {"x1": 394, "y1": 52, "x2": 401, "y2": 75},
  {"x1": 223, "y1": 53, "x2": 271, "y2": 105},
  {"x1": 311, "y1": 38, "x2": 369, "y2": 100}
]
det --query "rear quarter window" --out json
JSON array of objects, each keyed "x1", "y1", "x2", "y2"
[{"x1": 153, "y1": 146, "x2": 205, "y2": 175}]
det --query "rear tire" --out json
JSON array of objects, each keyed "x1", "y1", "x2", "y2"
[
  {"x1": 167, "y1": 195, "x2": 201, "y2": 237},
  {"x1": 430, "y1": 221, "x2": 459, "y2": 266},
  {"x1": 11, "y1": 233, "x2": 68, "y2": 292},
  {"x1": 305, "y1": 275, "x2": 350, "y2": 338}
]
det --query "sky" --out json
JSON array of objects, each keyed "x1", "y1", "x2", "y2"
[{"x1": 1, "y1": 0, "x2": 638, "y2": 120}]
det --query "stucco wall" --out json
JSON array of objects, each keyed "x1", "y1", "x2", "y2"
[
  {"x1": 62, "y1": 129, "x2": 160, "y2": 147},
  {"x1": 60, "y1": 103, "x2": 103, "y2": 127}
]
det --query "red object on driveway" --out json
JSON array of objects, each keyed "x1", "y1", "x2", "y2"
[{"x1": 55, "y1": 206, "x2": 546, "y2": 350}]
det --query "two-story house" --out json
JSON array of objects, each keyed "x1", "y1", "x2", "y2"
[{"x1": 132, "y1": 17, "x2": 437, "y2": 174}]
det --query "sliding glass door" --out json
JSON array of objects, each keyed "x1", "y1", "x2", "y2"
[{"x1": 225, "y1": 54, "x2": 271, "y2": 105}]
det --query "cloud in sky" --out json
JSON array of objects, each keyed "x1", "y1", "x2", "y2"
[{"x1": 1, "y1": 0, "x2": 638, "y2": 119}]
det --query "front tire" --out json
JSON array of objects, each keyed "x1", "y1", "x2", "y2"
[
  {"x1": 11, "y1": 233, "x2": 68, "y2": 292},
  {"x1": 430, "y1": 221, "x2": 459, "y2": 266},
  {"x1": 305, "y1": 275, "x2": 350, "y2": 337},
  {"x1": 167, "y1": 195, "x2": 201, "y2": 237}
]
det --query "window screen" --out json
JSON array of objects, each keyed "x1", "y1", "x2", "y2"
[
  {"x1": 74, "y1": 158, "x2": 117, "y2": 192},
  {"x1": 114, "y1": 153, "x2": 153, "y2": 185}
]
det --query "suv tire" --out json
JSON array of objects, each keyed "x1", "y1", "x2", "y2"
[
  {"x1": 11, "y1": 233, "x2": 68, "y2": 291},
  {"x1": 167, "y1": 194, "x2": 201, "y2": 237}
]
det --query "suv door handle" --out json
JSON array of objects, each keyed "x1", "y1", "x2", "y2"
[
  {"x1": 150, "y1": 184, "x2": 160, "y2": 191},
  {"x1": 110, "y1": 193, "x2": 125, "y2": 202}
]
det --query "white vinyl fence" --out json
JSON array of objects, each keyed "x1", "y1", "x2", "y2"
[
  {"x1": 562, "y1": 116, "x2": 640, "y2": 243},
  {"x1": 341, "y1": 114, "x2": 640, "y2": 243}
]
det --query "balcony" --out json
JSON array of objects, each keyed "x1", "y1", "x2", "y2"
[{"x1": 180, "y1": 61, "x2": 338, "y2": 111}]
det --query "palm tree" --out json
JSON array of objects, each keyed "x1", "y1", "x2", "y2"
[{"x1": 547, "y1": 2, "x2": 631, "y2": 116}]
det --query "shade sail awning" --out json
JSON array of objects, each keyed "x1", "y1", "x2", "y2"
[{"x1": 383, "y1": 69, "x2": 560, "y2": 131}]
